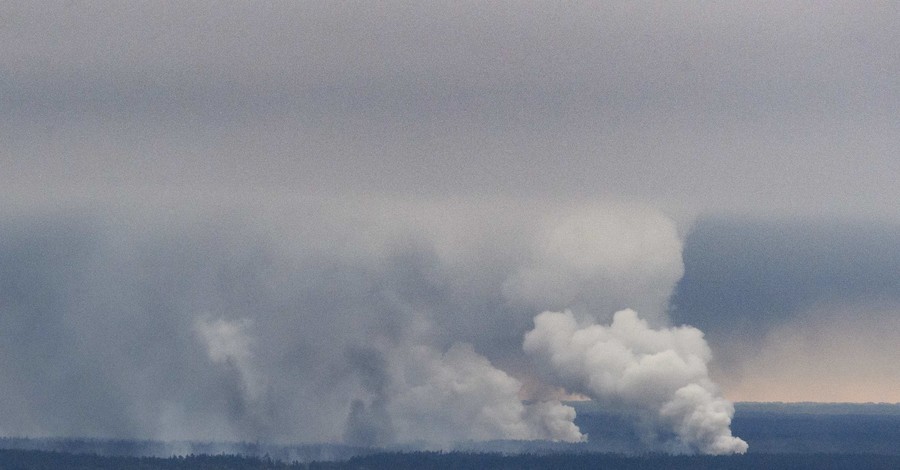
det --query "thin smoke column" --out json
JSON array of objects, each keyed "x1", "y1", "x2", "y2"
[{"x1": 524, "y1": 309, "x2": 748, "y2": 454}]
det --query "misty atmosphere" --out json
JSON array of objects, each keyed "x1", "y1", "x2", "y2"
[{"x1": 2, "y1": 1, "x2": 900, "y2": 468}]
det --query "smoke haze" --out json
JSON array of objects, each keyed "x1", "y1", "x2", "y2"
[
  {"x1": 2, "y1": 0, "x2": 899, "y2": 455},
  {"x1": 0, "y1": 202, "x2": 738, "y2": 451}
]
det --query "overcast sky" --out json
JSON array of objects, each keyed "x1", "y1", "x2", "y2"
[
  {"x1": 1, "y1": 0, "x2": 899, "y2": 444},
  {"x1": 3, "y1": 1, "x2": 900, "y2": 217}
]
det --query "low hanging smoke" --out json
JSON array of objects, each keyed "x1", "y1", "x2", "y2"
[{"x1": 524, "y1": 309, "x2": 748, "y2": 454}]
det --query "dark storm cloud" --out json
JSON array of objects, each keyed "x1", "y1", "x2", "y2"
[
  {"x1": 672, "y1": 216, "x2": 900, "y2": 341},
  {"x1": 670, "y1": 217, "x2": 900, "y2": 400}
]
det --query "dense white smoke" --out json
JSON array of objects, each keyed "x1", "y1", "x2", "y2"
[
  {"x1": 382, "y1": 343, "x2": 583, "y2": 444},
  {"x1": 0, "y1": 201, "x2": 744, "y2": 453},
  {"x1": 340, "y1": 341, "x2": 584, "y2": 446},
  {"x1": 524, "y1": 309, "x2": 748, "y2": 454},
  {"x1": 330, "y1": 204, "x2": 689, "y2": 447},
  {"x1": 503, "y1": 208, "x2": 684, "y2": 324}
]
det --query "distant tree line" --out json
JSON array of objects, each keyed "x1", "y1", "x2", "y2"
[
  {"x1": 0, "y1": 448, "x2": 289, "y2": 470},
  {"x1": 3, "y1": 449, "x2": 900, "y2": 470}
]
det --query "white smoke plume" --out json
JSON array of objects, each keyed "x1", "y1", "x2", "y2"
[
  {"x1": 341, "y1": 341, "x2": 584, "y2": 446},
  {"x1": 0, "y1": 201, "x2": 743, "y2": 453},
  {"x1": 385, "y1": 343, "x2": 583, "y2": 444},
  {"x1": 503, "y1": 208, "x2": 684, "y2": 324},
  {"x1": 524, "y1": 309, "x2": 748, "y2": 454}
]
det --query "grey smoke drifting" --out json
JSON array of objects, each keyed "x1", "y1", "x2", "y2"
[
  {"x1": 0, "y1": 201, "x2": 742, "y2": 453},
  {"x1": 524, "y1": 309, "x2": 747, "y2": 454}
]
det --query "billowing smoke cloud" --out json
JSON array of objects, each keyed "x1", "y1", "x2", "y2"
[
  {"x1": 0, "y1": 200, "x2": 741, "y2": 453},
  {"x1": 503, "y1": 208, "x2": 684, "y2": 324},
  {"x1": 340, "y1": 341, "x2": 583, "y2": 445},
  {"x1": 524, "y1": 309, "x2": 747, "y2": 454},
  {"x1": 355, "y1": 343, "x2": 583, "y2": 445}
]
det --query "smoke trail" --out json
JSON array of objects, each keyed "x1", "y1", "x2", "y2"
[
  {"x1": 523, "y1": 309, "x2": 748, "y2": 454},
  {"x1": 342, "y1": 347, "x2": 395, "y2": 447},
  {"x1": 194, "y1": 315, "x2": 265, "y2": 401}
]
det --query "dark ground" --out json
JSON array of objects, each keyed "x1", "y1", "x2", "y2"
[{"x1": 1, "y1": 402, "x2": 898, "y2": 469}]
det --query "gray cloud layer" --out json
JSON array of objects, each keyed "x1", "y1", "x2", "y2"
[{"x1": 2, "y1": 1, "x2": 900, "y2": 217}]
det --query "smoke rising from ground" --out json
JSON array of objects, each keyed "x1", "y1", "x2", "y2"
[
  {"x1": 503, "y1": 208, "x2": 684, "y2": 325},
  {"x1": 524, "y1": 309, "x2": 747, "y2": 454},
  {"x1": 194, "y1": 315, "x2": 264, "y2": 401},
  {"x1": 374, "y1": 343, "x2": 583, "y2": 444},
  {"x1": 5, "y1": 1, "x2": 899, "y2": 455},
  {"x1": 0, "y1": 201, "x2": 741, "y2": 453}
]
